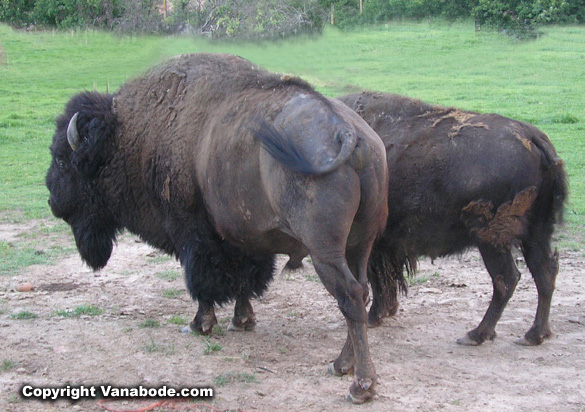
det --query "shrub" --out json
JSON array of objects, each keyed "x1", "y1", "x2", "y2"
[
  {"x1": 0, "y1": 0, "x2": 36, "y2": 27},
  {"x1": 472, "y1": 0, "x2": 585, "y2": 39},
  {"x1": 182, "y1": 0, "x2": 325, "y2": 39}
]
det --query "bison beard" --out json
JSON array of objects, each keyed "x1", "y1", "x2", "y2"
[{"x1": 72, "y1": 215, "x2": 118, "y2": 271}]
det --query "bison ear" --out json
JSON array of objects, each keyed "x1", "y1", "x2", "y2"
[{"x1": 70, "y1": 113, "x2": 112, "y2": 179}]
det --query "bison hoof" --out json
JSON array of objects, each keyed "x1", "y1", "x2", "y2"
[
  {"x1": 456, "y1": 334, "x2": 481, "y2": 346},
  {"x1": 227, "y1": 321, "x2": 255, "y2": 332},
  {"x1": 367, "y1": 317, "x2": 383, "y2": 328},
  {"x1": 327, "y1": 361, "x2": 353, "y2": 377},
  {"x1": 345, "y1": 379, "x2": 376, "y2": 404},
  {"x1": 327, "y1": 362, "x2": 343, "y2": 377},
  {"x1": 189, "y1": 320, "x2": 215, "y2": 335},
  {"x1": 514, "y1": 337, "x2": 539, "y2": 346},
  {"x1": 227, "y1": 317, "x2": 256, "y2": 332},
  {"x1": 514, "y1": 333, "x2": 550, "y2": 346},
  {"x1": 516, "y1": 328, "x2": 552, "y2": 346}
]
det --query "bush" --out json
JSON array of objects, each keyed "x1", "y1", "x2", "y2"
[
  {"x1": 114, "y1": 0, "x2": 169, "y2": 33},
  {"x1": 1, "y1": 0, "x2": 583, "y2": 37},
  {"x1": 473, "y1": 0, "x2": 585, "y2": 38},
  {"x1": 0, "y1": 0, "x2": 124, "y2": 29},
  {"x1": 39, "y1": 0, "x2": 125, "y2": 28},
  {"x1": 183, "y1": 0, "x2": 325, "y2": 39},
  {"x1": 0, "y1": 0, "x2": 36, "y2": 27},
  {"x1": 320, "y1": 0, "x2": 478, "y2": 28}
]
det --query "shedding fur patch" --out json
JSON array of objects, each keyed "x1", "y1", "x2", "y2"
[
  {"x1": 461, "y1": 187, "x2": 538, "y2": 247},
  {"x1": 429, "y1": 109, "x2": 490, "y2": 138},
  {"x1": 512, "y1": 129, "x2": 533, "y2": 152}
]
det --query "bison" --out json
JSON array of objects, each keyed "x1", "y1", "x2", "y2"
[
  {"x1": 338, "y1": 91, "x2": 568, "y2": 346},
  {"x1": 45, "y1": 54, "x2": 389, "y2": 403}
]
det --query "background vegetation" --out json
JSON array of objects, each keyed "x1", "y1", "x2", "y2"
[
  {"x1": 1, "y1": 0, "x2": 584, "y2": 39},
  {"x1": 0, "y1": 21, "x2": 583, "y2": 250}
]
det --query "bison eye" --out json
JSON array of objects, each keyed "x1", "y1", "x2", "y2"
[{"x1": 57, "y1": 159, "x2": 66, "y2": 169}]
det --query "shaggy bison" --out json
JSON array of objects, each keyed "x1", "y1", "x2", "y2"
[
  {"x1": 46, "y1": 54, "x2": 389, "y2": 403},
  {"x1": 338, "y1": 91, "x2": 567, "y2": 346}
]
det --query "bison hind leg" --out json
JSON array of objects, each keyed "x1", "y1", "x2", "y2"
[
  {"x1": 181, "y1": 235, "x2": 275, "y2": 335},
  {"x1": 458, "y1": 242, "x2": 520, "y2": 346},
  {"x1": 227, "y1": 298, "x2": 257, "y2": 332},
  {"x1": 517, "y1": 229, "x2": 559, "y2": 346}
]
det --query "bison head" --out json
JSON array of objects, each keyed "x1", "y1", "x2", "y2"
[{"x1": 46, "y1": 92, "x2": 119, "y2": 270}]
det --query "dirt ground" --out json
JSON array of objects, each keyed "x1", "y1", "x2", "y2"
[{"x1": 0, "y1": 220, "x2": 584, "y2": 412}]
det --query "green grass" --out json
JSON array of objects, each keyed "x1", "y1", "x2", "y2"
[
  {"x1": 409, "y1": 271, "x2": 440, "y2": 286},
  {"x1": 138, "y1": 319, "x2": 160, "y2": 328},
  {"x1": 155, "y1": 270, "x2": 181, "y2": 282},
  {"x1": 213, "y1": 372, "x2": 257, "y2": 387},
  {"x1": 1, "y1": 21, "x2": 583, "y2": 247},
  {"x1": 1, "y1": 359, "x2": 19, "y2": 372},
  {"x1": 145, "y1": 254, "x2": 174, "y2": 264},
  {"x1": 202, "y1": 337, "x2": 223, "y2": 355},
  {"x1": 10, "y1": 310, "x2": 37, "y2": 320},
  {"x1": 167, "y1": 315, "x2": 186, "y2": 326},
  {"x1": 143, "y1": 337, "x2": 175, "y2": 355},
  {"x1": 0, "y1": 240, "x2": 73, "y2": 276},
  {"x1": 53, "y1": 305, "x2": 103, "y2": 318},
  {"x1": 162, "y1": 288, "x2": 184, "y2": 299}
]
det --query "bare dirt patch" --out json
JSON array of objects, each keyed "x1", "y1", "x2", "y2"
[{"x1": 0, "y1": 222, "x2": 584, "y2": 412}]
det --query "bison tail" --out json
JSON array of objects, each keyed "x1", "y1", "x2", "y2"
[
  {"x1": 530, "y1": 131, "x2": 569, "y2": 228},
  {"x1": 255, "y1": 120, "x2": 357, "y2": 175},
  {"x1": 550, "y1": 159, "x2": 569, "y2": 226},
  {"x1": 367, "y1": 239, "x2": 410, "y2": 324}
]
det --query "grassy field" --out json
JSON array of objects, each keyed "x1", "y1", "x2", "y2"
[{"x1": 1, "y1": 21, "x2": 583, "y2": 240}]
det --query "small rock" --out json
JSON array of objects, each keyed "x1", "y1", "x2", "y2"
[
  {"x1": 420, "y1": 287, "x2": 443, "y2": 294},
  {"x1": 16, "y1": 283, "x2": 35, "y2": 292},
  {"x1": 568, "y1": 317, "x2": 582, "y2": 325}
]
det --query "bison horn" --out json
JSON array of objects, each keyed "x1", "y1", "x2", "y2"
[{"x1": 67, "y1": 112, "x2": 80, "y2": 150}]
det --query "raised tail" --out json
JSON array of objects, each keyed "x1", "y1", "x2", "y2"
[{"x1": 255, "y1": 120, "x2": 358, "y2": 175}]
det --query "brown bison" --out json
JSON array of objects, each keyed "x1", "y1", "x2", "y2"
[
  {"x1": 45, "y1": 54, "x2": 389, "y2": 403},
  {"x1": 338, "y1": 91, "x2": 567, "y2": 346}
]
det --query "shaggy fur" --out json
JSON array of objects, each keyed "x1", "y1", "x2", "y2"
[
  {"x1": 340, "y1": 91, "x2": 568, "y2": 345},
  {"x1": 46, "y1": 54, "x2": 388, "y2": 402}
]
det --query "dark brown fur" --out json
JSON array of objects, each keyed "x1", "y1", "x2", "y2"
[
  {"x1": 339, "y1": 91, "x2": 568, "y2": 346},
  {"x1": 46, "y1": 54, "x2": 389, "y2": 402}
]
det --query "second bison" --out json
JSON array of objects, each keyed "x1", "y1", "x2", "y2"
[{"x1": 339, "y1": 91, "x2": 567, "y2": 346}]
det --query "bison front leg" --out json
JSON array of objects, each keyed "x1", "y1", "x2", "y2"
[
  {"x1": 227, "y1": 298, "x2": 257, "y2": 332},
  {"x1": 187, "y1": 301, "x2": 218, "y2": 335}
]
